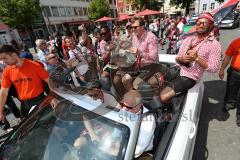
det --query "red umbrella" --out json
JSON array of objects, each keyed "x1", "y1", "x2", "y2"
[
  {"x1": 0, "y1": 22, "x2": 9, "y2": 30},
  {"x1": 135, "y1": 9, "x2": 160, "y2": 16},
  {"x1": 119, "y1": 14, "x2": 132, "y2": 21},
  {"x1": 95, "y1": 16, "x2": 116, "y2": 22}
]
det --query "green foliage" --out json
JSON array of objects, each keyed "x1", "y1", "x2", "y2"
[
  {"x1": 0, "y1": 0, "x2": 42, "y2": 29},
  {"x1": 88, "y1": 0, "x2": 110, "y2": 20}
]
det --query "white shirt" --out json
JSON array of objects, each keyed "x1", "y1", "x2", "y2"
[
  {"x1": 37, "y1": 49, "x2": 48, "y2": 69},
  {"x1": 149, "y1": 23, "x2": 159, "y2": 32},
  {"x1": 177, "y1": 22, "x2": 184, "y2": 34},
  {"x1": 68, "y1": 47, "x2": 87, "y2": 64},
  {"x1": 135, "y1": 108, "x2": 156, "y2": 158}
]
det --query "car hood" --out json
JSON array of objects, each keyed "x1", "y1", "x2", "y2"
[{"x1": 221, "y1": 19, "x2": 234, "y2": 24}]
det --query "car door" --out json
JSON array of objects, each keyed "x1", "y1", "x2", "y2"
[{"x1": 162, "y1": 82, "x2": 204, "y2": 160}]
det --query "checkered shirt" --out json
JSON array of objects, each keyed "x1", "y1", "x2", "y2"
[{"x1": 177, "y1": 35, "x2": 222, "y2": 81}]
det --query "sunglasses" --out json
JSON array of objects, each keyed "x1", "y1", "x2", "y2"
[
  {"x1": 132, "y1": 26, "x2": 140, "y2": 29},
  {"x1": 48, "y1": 56, "x2": 56, "y2": 60},
  {"x1": 120, "y1": 102, "x2": 142, "y2": 111},
  {"x1": 120, "y1": 102, "x2": 133, "y2": 110},
  {"x1": 196, "y1": 21, "x2": 209, "y2": 26}
]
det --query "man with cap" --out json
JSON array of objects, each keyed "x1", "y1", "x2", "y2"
[{"x1": 159, "y1": 12, "x2": 222, "y2": 103}]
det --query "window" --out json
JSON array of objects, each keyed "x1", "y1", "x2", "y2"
[
  {"x1": 78, "y1": 8, "x2": 83, "y2": 16},
  {"x1": 83, "y1": 8, "x2": 88, "y2": 15},
  {"x1": 203, "y1": 4, "x2": 207, "y2": 11},
  {"x1": 120, "y1": 7, "x2": 124, "y2": 13},
  {"x1": 48, "y1": 25, "x2": 56, "y2": 34},
  {"x1": 110, "y1": 9, "x2": 115, "y2": 17},
  {"x1": 210, "y1": 3, "x2": 215, "y2": 10},
  {"x1": 0, "y1": 95, "x2": 130, "y2": 160},
  {"x1": 126, "y1": 6, "x2": 129, "y2": 12},
  {"x1": 59, "y1": 7, "x2": 66, "y2": 17},
  {"x1": 74, "y1": 7, "x2": 79, "y2": 16},
  {"x1": 42, "y1": 6, "x2": 52, "y2": 17},
  {"x1": 56, "y1": 24, "x2": 63, "y2": 31},
  {"x1": 51, "y1": 6, "x2": 59, "y2": 17},
  {"x1": 66, "y1": 7, "x2": 74, "y2": 17},
  {"x1": 131, "y1": 5, "x2": 135, "y2": 11}
]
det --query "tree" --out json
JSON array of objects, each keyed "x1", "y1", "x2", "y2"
[
  {"x1": 169, "y1": 0, "x2": 195, "y2": 15},
  {"x1": 88, "y1": 0, "x2": 110, "y2": 20},
  {"x1": 0, "y1": 0, "x2": 42, "y2": 29}
]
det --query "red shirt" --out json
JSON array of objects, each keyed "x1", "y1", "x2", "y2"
[
  {"x1": 1, "y1": 59, "x2": 49, "y2": 100},
  {"x1": 225, "y1": 38, "x2": 240, "y2": 70}
]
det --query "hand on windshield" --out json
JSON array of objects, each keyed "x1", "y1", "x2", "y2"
[
  {"x1": 90, "y1": 132, "x2": 100, "y2": 143},
  {"x1": 50, "y1": 98, "x2": 58, "y2": 109}
]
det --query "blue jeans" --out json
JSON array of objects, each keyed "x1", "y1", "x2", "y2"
[{"x1": 225, "y1": 67, "x2": 240, "y2": 115}]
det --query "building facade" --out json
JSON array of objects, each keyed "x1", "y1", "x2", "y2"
[
  {"x1": 40, "y1": 0, "x2": 117, "y2": 34},
  {"x1": 163, "y1": 0, "x2": 196, "y2": 16},
  {"x1": 116, "y1": 0, "x2": 139, "y2": 15},
  {"x1": 196, "y1": 0, "x2": 222, "y2": 14}
]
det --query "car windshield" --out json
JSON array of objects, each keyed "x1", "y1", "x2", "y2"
[
  {"x1": 0, "y1": 96, "x2": 130, "y2": 160},
  {"x1": 186, "y1": 20, "x2": 196, "y2": 26},
  {"x1": 223, "y1": 12, "x2": 234, "y2": 20}
]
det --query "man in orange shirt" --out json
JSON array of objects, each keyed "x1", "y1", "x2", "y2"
[
  {"x1": 0, "y1": 45, "x2": 52, "y2": 121},
  {"x1": 219, "y1": 38, "x2": 240, "y2": 127}
]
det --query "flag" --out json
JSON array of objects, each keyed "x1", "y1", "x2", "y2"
[
  {"x1": 213, "y1": 0, "x2": 239, "y2": 25},
  {"x1": 185, "y1": 0, "x2": 239, "y2": 34}
]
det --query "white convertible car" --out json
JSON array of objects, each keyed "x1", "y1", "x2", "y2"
[{"x1": 0, "y1": 55, "x2": 204, "y2": 160}]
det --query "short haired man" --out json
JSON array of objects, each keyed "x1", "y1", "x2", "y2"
[
  {"x1": 46, "y1": 53, "x2": 79, "y2": 88},
  {"x1": 160, "y1": 13, "x2": 222, "y2": 103},
  {"x1": 36, "y1": 39, "x2": 49, "y2": 67},
  {"x1": 121, "y1": 90, "x2": 156, "y2": 158},
  {"x1": 0, "y1": 45, "x2": 52, "y2": 120},
  {"x1": 113, "y1": 17, "x2": 159, "y2": 97},
  {"x1": 219, "y1": 37, "x2": 240, "y2": 126}
]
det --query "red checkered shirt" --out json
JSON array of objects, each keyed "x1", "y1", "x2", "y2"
[
  {"x1": 177, "y1": 35, "x2": 222, "y2": 81},
  {"x1": 132, "y1": 31, "x2": 159, "y2": 63}
]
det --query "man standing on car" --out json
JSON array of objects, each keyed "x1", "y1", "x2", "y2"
[
  {"x1": 159, "y1": 13, "x2": 222, "y2": 103},
  {"x1": 219, "y1": 37, "x2": 240, "y2": 127},
  {"x1": 0, "y1": 45, "x2": 53, "y2": 120}
]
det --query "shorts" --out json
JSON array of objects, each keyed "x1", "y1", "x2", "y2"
[
  {"x1": 115, "y1": 63, "x2": 169, "y2": 82},
  {"x1": 171, "y1": 76, "x2": 196, "y2": 96}
]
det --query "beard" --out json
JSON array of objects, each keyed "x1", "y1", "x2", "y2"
[{"x1": 196, "y1": 27, "x2": 211, "y2": 36}]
